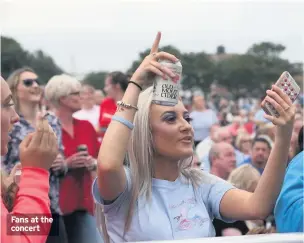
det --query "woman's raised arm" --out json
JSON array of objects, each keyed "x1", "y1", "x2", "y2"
[{"x1": 97, "y1": 32, "x2": 179, "y2": 200}]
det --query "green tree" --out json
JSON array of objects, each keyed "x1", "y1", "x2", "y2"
[
  {"x1": 1, "y1": 36, "x2": 29, "y2": 78},
  {"x1": 1, "y1": 36, "x2": 63, "y2": 83},
  {"x1": 247, "y1": 42, "x2": 286, "y2": 58},
  {"x1": 127, "y1": 45, "x2": 183, "y2": 74},
  {"x1": 27, "y1": 50, "x2": 63, "y2": 83},
  {"x1": 181, "y1": 51, "x2": 215, "y2": 90},
  {"x1": 83, "y1": 71, "x2": 108, "y2": 90},
  {"x1": 127, "y1": 45, "x2": 214, "y2": 90}
]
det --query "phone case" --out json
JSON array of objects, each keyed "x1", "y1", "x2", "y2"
[{"x1": 262, "y1": 71, "x2": 300, "y2": 117}]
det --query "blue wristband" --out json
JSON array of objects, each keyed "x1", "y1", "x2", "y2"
[{"x1": 112, "y1": 115, "x2": 134, "y2": 130}]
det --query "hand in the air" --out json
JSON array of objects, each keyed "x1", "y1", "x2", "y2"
[
  {"x1": 130, "y1": 32, "x2": 179, "y2": 87},
  {"x1": 262, "y1": 85, "x2": 296, "y2": 138}
]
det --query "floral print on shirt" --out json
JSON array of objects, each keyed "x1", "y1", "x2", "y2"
[{"x1": 2, "y1": 113, "x2": 66, "y2": 214}]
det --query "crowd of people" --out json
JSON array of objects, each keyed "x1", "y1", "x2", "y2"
[{"x1": 1, "y1": 32, "x2": 303, "y2": 243}]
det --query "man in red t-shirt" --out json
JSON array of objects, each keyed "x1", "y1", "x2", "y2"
[{"x1": 99, "y1": 71, "x2": 128, "y2": 138}]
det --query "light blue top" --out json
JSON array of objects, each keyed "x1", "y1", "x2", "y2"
[
  {"x1": 274, "y1": 151, "x2": 304, "y2": 233},
  {"x1": 92, "y1": 168, "x2": 235, "y2": 242},
  {"x1": 190, "y1": 109, "x2": 218, "y2": 142},
  {"x1": 254, "y1": 108, "x2": 270, "y2": 123}
]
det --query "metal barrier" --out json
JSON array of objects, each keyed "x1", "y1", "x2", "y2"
[{"x1": 133, "y1": 233, "x2": 304, "y2": 243}]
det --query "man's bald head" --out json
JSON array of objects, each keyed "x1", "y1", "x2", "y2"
[
  {"x1": 209, "y1": 142, "x2": 233, "y2": 159},
  {"x1": 213, "y1": 127, "x2": 233, "y2": 144},
  {"x1": 209, "y1": 142, "x2": 236, "y2": 179}
]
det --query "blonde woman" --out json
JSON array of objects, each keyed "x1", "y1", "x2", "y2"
[
  {"x1": 93, "y1": 32, "x2": 296, "y2": 241},
  {"x1": 235, "y1": 132, "x2": 253, "y2": 156},
  {"x1": 213, "y1": 164, "x2": 262, "y2": 236},
  {"x1": 44, "y1": 74, "x2": 102, "y2": 243},
  {"x1": 229, "y1": 165, "x2": 265, "y2": 230}
]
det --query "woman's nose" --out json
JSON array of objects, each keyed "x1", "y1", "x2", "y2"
[
  {"x1": 32, "y1": 81, "x2": 40, "y2": 88},
  {"x1": 180, "y1": 119, "x2": 192, "y2": 131},
  {"x1": 11, "y1": 111, "x2": 20, "y2": 124}
]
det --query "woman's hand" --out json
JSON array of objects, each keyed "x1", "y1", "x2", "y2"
[
  {"x1": 130, "y1": 32, "x2": 179, "y2": 87},
  {"x1": 65, "y1": 151, "x2": 89, "y2": 169},
  {"x1": 84, "y1": 156, "x2": 97, "y2": 171},
  {"x1": 262, "y1": 85, "x2": 296, "y2": 139},
  {"x1": 51, "y1": 154, "x2": 67, "y2": 172},
  {"x1": 19, "y1": 113, "x2": 59, "y2": 170}
]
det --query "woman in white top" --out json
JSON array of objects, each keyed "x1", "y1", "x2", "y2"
[{"x1": 93, "y1": 32, "x2": 296, "y2": 242}]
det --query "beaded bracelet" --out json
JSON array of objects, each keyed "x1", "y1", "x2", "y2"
[{"x1": 117, "y1": 100, "x2": 138, "y2": 111}]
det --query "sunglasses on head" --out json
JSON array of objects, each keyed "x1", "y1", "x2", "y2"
[{"x1": 22, "y1": 79, "x2": 40, "y2": 87}]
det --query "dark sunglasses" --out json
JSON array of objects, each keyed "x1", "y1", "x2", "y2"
[{"x1": 22, "y1": 79, "x2": 40, "y2": 87}]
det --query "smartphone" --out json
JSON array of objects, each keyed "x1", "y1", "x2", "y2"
[{"x1": 262, "y1": 71, "x2": 300, "y2": 117}]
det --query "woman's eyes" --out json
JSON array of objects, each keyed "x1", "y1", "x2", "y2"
[
  {"x1": 185, "y1": 117, "x2": 193, "y2": 123},
  {"x1": 165, "y1": 116, "x2": 192, "y2": 123},
  {"x1": 165, "y1": 116, "x2": 176, "y2": 122},
  {"x1": 2, "y1": 103, "x2": 15, "y2": 108}
]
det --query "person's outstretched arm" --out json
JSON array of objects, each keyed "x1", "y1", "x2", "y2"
[{"x1": 219, "y1": 85, "x2": 296, "y2": 220}]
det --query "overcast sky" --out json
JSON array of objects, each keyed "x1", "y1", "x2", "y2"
[{"x1": 1, "y1": 0, "x2": 304, "y2": 76}]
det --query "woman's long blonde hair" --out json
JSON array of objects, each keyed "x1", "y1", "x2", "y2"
[{"x1": 124, "y1": 86, "x2": 203, "y2": 235}]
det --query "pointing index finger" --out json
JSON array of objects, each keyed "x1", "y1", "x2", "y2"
[{"x1": 150, "y1": 32, "x2": 161, "y2": 54}]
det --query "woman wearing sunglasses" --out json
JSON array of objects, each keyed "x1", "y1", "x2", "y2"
[{"x1": 2, "y1": 67, "x2": 68, "y2": 243}]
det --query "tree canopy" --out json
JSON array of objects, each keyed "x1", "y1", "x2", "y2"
[
  {"x1": 1, "y1": 36, "x2": 63, "y2": 84},
  {"x1": 126, "y1": 42, "x2": 303, "y2": 95},
  {"x1": 2, "y1": 36, "x2": 302, "y2": 96}
]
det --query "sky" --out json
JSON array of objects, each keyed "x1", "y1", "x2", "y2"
[{"x1": 1, "y1": 0, "x2": 304, "y2": 76}]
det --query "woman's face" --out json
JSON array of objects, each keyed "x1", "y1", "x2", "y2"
[
  {"x1": 60, "y1": 85, "x2": 82, "y2": 113},
  {"x1": 193, "y1": 95, "x2": 205, "y2": 110},
  {"x1": 103, "y1": 76, "x2": 118, "y2": 99},
  {"x1": 1, "y1": 79, "x2": 20, "y2": 155},
  {"x1": 240, "y1": 139, "x2": 252, "y2": 154},
  {"x1": 80, "y1": 86, "x2": 95, "y2": 107},
  {"x1": 16, "y1": 71, "x2": 41, "y2": 104},
  {"x1": 150, "y1": 100, "x2": 194, "y2": 160}
]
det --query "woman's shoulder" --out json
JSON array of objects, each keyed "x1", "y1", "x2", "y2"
[{"x1": 198, "y1": 170, "x2": 227, "y2": 185}]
